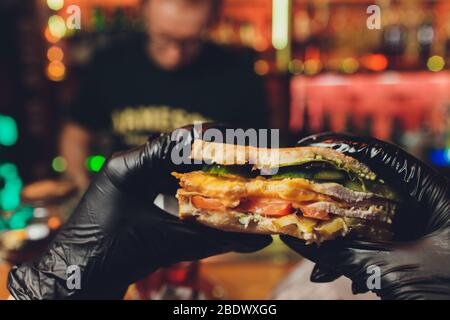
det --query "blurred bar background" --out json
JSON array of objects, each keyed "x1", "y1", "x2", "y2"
[{"x1": 0, "y1": 0, "x2": 449, "y2": 299}]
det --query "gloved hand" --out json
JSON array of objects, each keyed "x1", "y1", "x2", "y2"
[
  {"x1": 8, "y1": 124, "x2": 272, "y2": 299},
  {"x1": 281, "y1": 132, "x2": 450, "y2": 300}
]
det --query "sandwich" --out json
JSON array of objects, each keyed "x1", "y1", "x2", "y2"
[{"x1": 172, "y1": 140, "x2": 399, "y2": 244}]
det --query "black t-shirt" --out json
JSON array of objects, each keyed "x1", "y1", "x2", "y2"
[{"x1": 68, "y1": 35, "x2": 268, "y2": 149}]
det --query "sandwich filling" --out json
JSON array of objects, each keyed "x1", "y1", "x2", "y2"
[{"x1": 172, "y1": 141, "x2": 399, "y2": 244}]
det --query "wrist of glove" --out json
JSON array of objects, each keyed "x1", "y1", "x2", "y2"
[
  {"x1": 282, "y1": 132, "x2": 450, "y2": 300},
  {"x1": 8, "y1": 125, "x2": 272, "y2": 299}
]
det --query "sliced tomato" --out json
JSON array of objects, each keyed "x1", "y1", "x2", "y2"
[
  {"x1": 191, "y1": 196, "x2": 226, "y2": 211},
  {"x1": 237, "y1": 198, "x2": 294, "y2": 217},
  {"x1": 299, "y1": 206, "x2": 330, "y2": 220}
]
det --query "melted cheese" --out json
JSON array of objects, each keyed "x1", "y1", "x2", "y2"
[{"x1": 172, "y1": 171, "x2": 332, "y2": 204}]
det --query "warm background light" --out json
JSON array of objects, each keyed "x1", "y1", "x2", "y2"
[
  {"x1": 48, "y1": 15, "x2": 67, "y2": 38},
  {"x1": 254, "y1": 59, "x2": 270, "y2": 76},
  {"x1": 47, "y1": 46, "x2": 64, "y2": 62},
  {"x1": 272, "y1": 0, "x2": 289, "y2": 50},
  {"x1": 44, "y1": 26, "x2": 60, "y2": 43},
  {"x1": 288, "y1": 59, "x2": 304, "y2": 74},
  {"x1": 304, "y1": 59, "x2": 322, "y2": 75},
  {"x1": 46, "y1": 60, "x2": 66, "y2": 81},
  {"x1": 361, "y1": 54, "x2": 388, "y2": 72},
  {"x1": 427, "y1": 55, "x2": 445, "y2": 72},
  {"x1": 47, "y1": 0, "x2": 64, "y2": 11},
  {"x1": 341, "y1": 58, "x2": 359, "y2": 74}
]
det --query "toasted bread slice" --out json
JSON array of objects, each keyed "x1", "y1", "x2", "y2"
[{"x1": 191, "y1": 140, "x2": 376, "y2": 180}]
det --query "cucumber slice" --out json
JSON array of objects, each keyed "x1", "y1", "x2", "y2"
[
  {"x1": 270, "y1": 171, "x2": 312, "y2": 180},
  {"x1": 202, "y1": 164, "x2": 254, "y2": 178},
  {"x1": 204, "y1": 165, "x2": 228, "y2": 175},
  {"x1": 313, "y1": 170, "x2": 346, "y2": 181}
]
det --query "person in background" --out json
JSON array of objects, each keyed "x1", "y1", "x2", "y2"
[{"x1": 60, "y1": 0, "x2": 267, "y2": 189}]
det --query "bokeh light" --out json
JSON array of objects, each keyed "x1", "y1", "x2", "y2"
[
  {"x1": 48, "y1": 15, "x2": 67, "y2": 39},
  {"x1": 304, "y1": 59, "x2": 322, "y2": 75},
  {"x1": 341, "y1": 58, "x2": 359, "y2": 74},
  {"x1": 47, "y1": 0, "x2": 64, "y2": 11},
  {"x1": 47, "y1": 46, "x2": 64, "y2": 62},
  {"x1": 86, "y1": 155, "x2": 106, "y2": 173},
  {"x1": 288, "y1": 59, "x2": 304, "y2": 74},
  {"x1": 272, "y1": 0, "x2": 289, "y2": 50},
  {"x1": 430, "y1": 148, "x2": 450, "y2": 166},
  {"x1": 52, "y1": 156, "x2": 67, "y2": 173},
  {"x1": 0, "y1": 114, "x2": 18, "y2": 146},
  {"x1": 48, "y1": 216, "x2": 62, "y2": 230},
  {"x1": 427, "y1": 55, "x2": 445, "y2": 72},
  {"x1": 46, "y1": 60, "x2": 66, "y2": 81},
  {"x1": 0, "y1": 217, "x2": 7, "y2": 231},
  {"x1": 254, "y1": 59, "x2": 270, "y2": 76},
  {"x1": 362, "y1": 54, "x2": 388, "y2": 72},
  {"x1": 44, "y1": 26, "x2": 60, "y2": 43},
  {"x1": 9, "y1": 207, "x2": 34, "y2": 230},
  {"x1": 0, "y1": 163, "x2": 23, "y2": 211}
]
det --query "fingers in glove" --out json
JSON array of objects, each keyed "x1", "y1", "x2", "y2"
[
  {"x1": 280, "y1": 235, "x2": 322, "y2": 262},
  {"x1": 310, "y1": 264, "x2": 342, "y2": 283},
  {"x1": 226, "y1": 233, "x2": 273, "y2": 253},
  {"x1": 351, "y1": 279, "x2": 370, "y2": 295},
  {"x1": 173, "y1": 218, "x2": 273, "y2": 254},
  {"x1": 280, "y1": 235, "x2": 390, "y2": 287}
]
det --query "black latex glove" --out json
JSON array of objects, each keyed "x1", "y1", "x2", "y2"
[
  {"x1": 281, "y1": 132, "x2": 450, "y2": 300},
  {"x1": 8, "y1": 124, "x2": 272, "y2": 299}
]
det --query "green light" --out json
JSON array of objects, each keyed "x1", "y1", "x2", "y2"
[
  {"x1": 0, "y1": 188, "x2": 21, "y2": 211},
  {"x1": 427, "y1": 55, "x2": 445, "y2": 72},
  {"x1": 1, "y1": 207, "x2": 33, "y2": 230},
  {"x1": 0, "y1": 115, "x2": 18, "y2": 146},
  {"x1": 14, "y1": 206, "x2": 34, "y2": 221},
  {"x1": 272, "y1": 0, "x2": 289, "y2": 50},
  {"x1": 52, "y1": 156, "x2": 67, "y2": 173},
  {"x1": 47, "y1": 0, "x2": 64, "y2": 11},
  {"x1": 48, "y1": 15, "x2": 67, "y2": 38},
  {"x1": 86, "y1": 155, "x2": 106, "y2": 173},
  {"x1": 0, "y1": 163, "x2": 18, "y2": 179},
  {"x1": 9, "y1": 214, "x2": 27, "y2": 230},
  {"x1": 0, "y1": 217, "x2": 7, "y2": 231},
  {"x1": 445, "y1": 148, "x2": 450, "y2": 162},
  {"x1": 0, "y1": 163, "x2": 22, "y2": 211}
]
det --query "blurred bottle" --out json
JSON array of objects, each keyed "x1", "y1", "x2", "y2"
[
  {"x1": 444, "y1": 20, "x2": 450, "y2": 63},
  {"x1": 382, "y1": 24, "x2": 406, "y2": 69},
  {"x1": 390, "y1": 117, "x2": 404, "y2": 145},
  {"x1": 322, "y1": 111, "x2": 331, "y2": 132},
  {"x1": 344, "y1": 114, "x2": 356, "y2": 134},
  {"x1": 92, "y1": 7, "x2": 106, "y2": 33},
  {"x1": 417, "y1": 19, "x2": 435, "y2": 66},
  {"x1": 362, "y1": 115, "x2": 374, "y2": 137}
]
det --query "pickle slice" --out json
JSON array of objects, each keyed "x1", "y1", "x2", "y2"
[
  {"x1": 313, "y1": 170, "x2": 346, "y2": 181},
  {"x1": 270, "y1": 171, "x2": 312, "y2": 180},
  {"x1": 202, "y1": 164, "x2": 254, "y2": 178}
]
